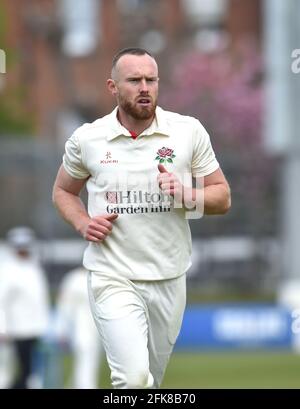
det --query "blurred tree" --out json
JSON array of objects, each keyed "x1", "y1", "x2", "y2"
[
  {"x1": 0, "y1": 2, "x2": 34, "y2": 137},
  {"x1": 160, "y1": 41, "x2": 264, "y2": 152}
]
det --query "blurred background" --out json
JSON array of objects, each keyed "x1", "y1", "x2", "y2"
[{"x1": 0, "y1": 0, "x2": 300, "y2": 389}]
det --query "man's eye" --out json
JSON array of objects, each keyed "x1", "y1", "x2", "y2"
[{"x1": 129, "y1": 79, "x2": 139, "y2": 83}]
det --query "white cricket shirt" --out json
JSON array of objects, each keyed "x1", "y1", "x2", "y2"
[
  {"x1": 0, "y1": 255, "x2": 50, "y2": 338},
  {"x1": 63, "y1": 106, "x2": 219, "y2": 280}
]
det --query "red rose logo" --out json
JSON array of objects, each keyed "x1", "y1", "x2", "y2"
[{"x1": 155, "y1": 147, "x2": 176, "y2": 164}]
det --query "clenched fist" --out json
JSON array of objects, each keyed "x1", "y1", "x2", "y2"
[
  {"x1": 157, "y1": 164, "x2": 184, "y2": 198},
  {"x1": 79, "y1": 213, "x2": 118, "y2": 242}
]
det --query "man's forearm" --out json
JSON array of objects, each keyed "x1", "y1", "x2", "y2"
[
  {"x1": 52, "y1": 188, "x2": 90, "y2": 235},
  {"x1": 184, "y1": 184, "x2": 231, "y2": 215},
  {"x1": 203, "y1": 184, "x2": 231, "y2": 215}
]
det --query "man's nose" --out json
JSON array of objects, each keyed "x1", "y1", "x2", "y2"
[{"x1": 139, "y1": 79, "x2": 149, "y2": 93}]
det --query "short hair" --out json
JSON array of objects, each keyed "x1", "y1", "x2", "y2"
[{"x1": 111, "y1": 47, "x2": 154, "y2": 71}]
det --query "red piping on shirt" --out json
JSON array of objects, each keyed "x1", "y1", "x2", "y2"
[{"x1": 129, "y1": 130, "x2": 138, "y2": 140}]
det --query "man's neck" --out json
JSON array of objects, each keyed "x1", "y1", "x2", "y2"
[{"x1": 117, "y1": 108, "x2": 155, "y2": 136}]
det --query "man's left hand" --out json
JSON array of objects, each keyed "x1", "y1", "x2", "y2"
[{"x1": 157, "y1": 164, "x2": 184, "y2": 199}]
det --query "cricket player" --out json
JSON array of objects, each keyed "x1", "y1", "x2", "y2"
[
  {"x1": 0, "y1": 227, "x2": 50, "y2": 388},
  {"x1": 55, "y1": 266, "x2": 103, "y2": 388},
  {"x1": 52, "y1": 47, "x2": 231, "y2": 388}
]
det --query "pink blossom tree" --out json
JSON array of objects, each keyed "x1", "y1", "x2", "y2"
[{"x1": 160, "y1": 43, "x2": 264, "y2": 152}]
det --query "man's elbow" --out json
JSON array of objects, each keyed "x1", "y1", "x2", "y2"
[{"x1": 220, "y1": 189, "x2": 231, "y2": 214}]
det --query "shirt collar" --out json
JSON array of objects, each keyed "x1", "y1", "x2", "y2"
[{"x1": 106, "y1": 106, "x2": 170, "y2": 141}]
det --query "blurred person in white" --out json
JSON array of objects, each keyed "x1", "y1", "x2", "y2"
[
  {"x1": 54, "y1": 266, "x2": 103, "y2": 389},
  {"x1": 0, "y1": 227, "x2": 50, "y2": 389}
]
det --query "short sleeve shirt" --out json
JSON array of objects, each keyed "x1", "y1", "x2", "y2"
[{"x1": 63, "y1": 106, "x2": 219, "y2": 280}]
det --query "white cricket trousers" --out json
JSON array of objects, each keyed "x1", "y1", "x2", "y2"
[{"x1": 87, "y1": 271, "x2": 186, "y2": 389}]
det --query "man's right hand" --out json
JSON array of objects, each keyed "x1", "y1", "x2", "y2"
[{"x1": 79, "y1": 214, "x2": 118, "y2": 242}]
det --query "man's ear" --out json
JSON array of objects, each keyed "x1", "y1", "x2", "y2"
[{"x1": 107, "y1": 79, "x2": 117, "y2": 96}]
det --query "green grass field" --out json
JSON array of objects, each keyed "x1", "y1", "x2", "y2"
[{"x1": 95, "y1": 350, "x2": 300, "y2": 389}]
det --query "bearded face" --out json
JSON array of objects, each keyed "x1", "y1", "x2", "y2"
[
  {"x1": 117, "y1": 88, "x2": 157, "y2": 120},
  {"x1": 109, "y1": 54, "x2": 159, "y2": 122}
]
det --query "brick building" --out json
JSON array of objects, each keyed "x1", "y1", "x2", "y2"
[{"x1": 1, "y1": 0, "x2": 261, "y2": 139}]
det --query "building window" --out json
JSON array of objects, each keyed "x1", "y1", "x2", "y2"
[
  {"x1": 59, "y1": 0, "x2": 100, "y2": 57},
  {"x1": 183, "y1": 0, "x2": 228, "y2": 27}
]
